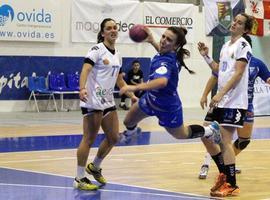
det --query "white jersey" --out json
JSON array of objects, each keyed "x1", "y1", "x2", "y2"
[
  {"x1": 217, "y1": 37, "x2": 252, "y2": 109},
  {"x1": 80, "y1": 43, "x2": 122, "y2": 110}
]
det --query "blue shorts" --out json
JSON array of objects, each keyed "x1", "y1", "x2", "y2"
[{"x1": 138, "y1": 94, "x2": 183, "y2": 128}]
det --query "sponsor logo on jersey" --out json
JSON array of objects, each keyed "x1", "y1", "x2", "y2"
[
  {"x1": 156, "y1": 66, "x2": 167, "y2": 75},
  {"x1": 103, "y1": 58, "x2": 110, "y2": 65},
  {"x1": 91, "y1": 46, "x2": 99, "y2": 51},
  {"x1": 95, "y1": 87, "x2": 113, "y2": 97},
  {"x1": 241, "y1": 41, "x2": 247, "y2": 49}
]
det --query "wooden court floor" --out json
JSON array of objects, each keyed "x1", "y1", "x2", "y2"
[{"x1": 0, "y1": 108, "x2": 270, "y2": 199}]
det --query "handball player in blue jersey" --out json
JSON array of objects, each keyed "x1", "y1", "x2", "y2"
[
  {"x1": 198, "y1": 35, "x2": 270, "y2": 180},
  {"x1": 120, "y1": 26, "x2": 221, "y2": 146}
]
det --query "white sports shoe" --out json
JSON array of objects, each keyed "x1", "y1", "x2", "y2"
[{"x1": 198, "y1": 164, "x2": 209, "y2": 179}]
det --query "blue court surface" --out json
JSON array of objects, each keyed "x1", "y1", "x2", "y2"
[
  {"x1": 0, "y1": 127, "x2": 269, "y2": 200},
  {"x1": 0, "y1": 128, "x2": 269, "y2": 153},
  {"x1": 0, "y1": 167, "x2": 211, "y2": 200}
]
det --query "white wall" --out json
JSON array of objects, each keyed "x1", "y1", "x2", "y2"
[{"x1": 0, "y1": 0, "x2": 212, "y2": 111}]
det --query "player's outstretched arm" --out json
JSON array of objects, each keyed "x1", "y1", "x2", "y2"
[{"x1": 197, "y1": 42, "x2": 219, "y2": 72}]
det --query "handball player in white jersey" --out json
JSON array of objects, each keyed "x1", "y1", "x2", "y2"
[
  {"x1": 73, "y1": 18, "x2": 136, "y2": 191},
  {"x1": 197, "y1": 13, "x2": 254, "y2": 197},
  {"x1": 198, "y1": 35, "x2": 270, "y2": 180}
]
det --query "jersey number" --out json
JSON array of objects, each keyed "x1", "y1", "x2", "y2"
[
  {"x1": 111, "y1": 65, "x2": 119, "y2": 77},
  {"x1": 221, "y1": 61, "x2": 228, "y2": 72}
]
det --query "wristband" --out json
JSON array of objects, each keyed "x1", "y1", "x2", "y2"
[
  {"x1": 212, "y1": 71, "x2": 218, "y2": 78},
  {"x1": 203, "y1": 55, "x2": 213, "y2": 65}
]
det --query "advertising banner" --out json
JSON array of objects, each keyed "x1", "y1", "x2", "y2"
[
  {"x1": 143, "y1": 2, "x2": 195, "y2": 43},
  {"x1": 71, "y1": 0, "x2": 195, "y2": 43},
  {"x1": 0, "y1": 0, "x2": 61, "y2": 42},
  {"x1": 253, "y1": 77, "x2": 270, "y2": 116},
  {"x1": 71, "y1": 0, "x2": 141, "y2": 43}
]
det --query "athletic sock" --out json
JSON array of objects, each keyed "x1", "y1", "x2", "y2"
[
  {"x1": 203, "y1": 153, "x2": 211, "y2": 166},
  {"x1": 93, "y1": 156, "x2": 103, "y2": 169},
  {"x1": 77, "y1": 166, "x2": 85, "y2": 179},
  {"x1": 211, "y1": 152, "x2": 225, "y2": 173},
  {"x1": 225, "y1": 164, "x2": 236, "y2": 186}
]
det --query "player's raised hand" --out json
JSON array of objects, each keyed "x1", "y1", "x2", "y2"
[{"x1": 197, "y1": 42, "x2": 209, "y2": 56}]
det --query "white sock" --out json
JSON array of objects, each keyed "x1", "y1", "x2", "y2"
[
  {"x1": 203, "y1": 153, "x2": 211, "y2": 166},
  {"x1": 93, "y1": 156, "x2": 103, "y2": 169},
  {"x1": 120, "y1": 102, "x2": 125, "y2": 106},
  {"x1": 125, "y1": 127, "x2": 138, "y2": 136},
  {"x1": 76, "y1": 166, "x2": 85, "y2": 179}
]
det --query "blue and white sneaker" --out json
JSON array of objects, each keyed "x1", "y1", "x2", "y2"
[
  {"x1": 119, "y1": 127, "x2": 141, "y2": 144},
  {"x1": 208, "y1": 121, "x2": 221, "y2": 144}
]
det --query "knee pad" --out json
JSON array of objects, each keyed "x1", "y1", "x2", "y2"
[{"x1": 234, "y1": 137, "x2": 250, "y2": 150}]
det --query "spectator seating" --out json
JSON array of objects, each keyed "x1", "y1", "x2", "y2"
[
  {"x1": 66, "y1": 72, "x2": 80, "y2": 91},
  {"x1": 48, "y1": 72, "x2": 79, "y2": 111},
  {"x1": 26, "y1": 76, "x2": 58, "y2": 112},
  {"x1": 48, "y1": 73, "x2": 70, "y2": 91}
]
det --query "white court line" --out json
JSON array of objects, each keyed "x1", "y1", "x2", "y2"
[
  {"x1": 0, "y1": 182, "x2": 74, "y2": 190},
  {"x1": 1, "y1": 148, "x2": 270, "y2": 164},
  {"x1": 0, "y1": 183, "x2": 209, "y2": 200}
]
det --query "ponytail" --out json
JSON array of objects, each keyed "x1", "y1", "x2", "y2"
[
  {"x1": 168, "y1": 26, "x2": 195, "y2": 74},
  {"x1": 176, "y1": 46, "x2": 195, "y2": 74},
  {"x1": 97, "y1": 32, "x2": 104, "y2": 43}
]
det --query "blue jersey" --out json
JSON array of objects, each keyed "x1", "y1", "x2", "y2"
[
  {"x1": 248, "y1": 56, "x2": 270, "y2": 105},
  {"x1": 146, "y1": 52, "x2": 181, "y2": 112}
]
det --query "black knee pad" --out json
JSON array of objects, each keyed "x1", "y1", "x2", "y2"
[{"x1": 234, "y1": 137, "x2": 250, "y2": 150}]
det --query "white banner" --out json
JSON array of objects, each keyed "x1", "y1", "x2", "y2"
[
  {"x1": 71, "y1": 0, "x2": 195, "y2": 43},
  {"x1": 71, "y1": 0, "x2": 141, "y2": 43},
  {"x1": 0, "y1": 0, "x2": 61, "y2": 42},
  {"x1": 143, "y1": 2, "x2": 195, "y2": 43},
  {"x1": 253, "y1": 77, "x2": 270, "y2": 116}
]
